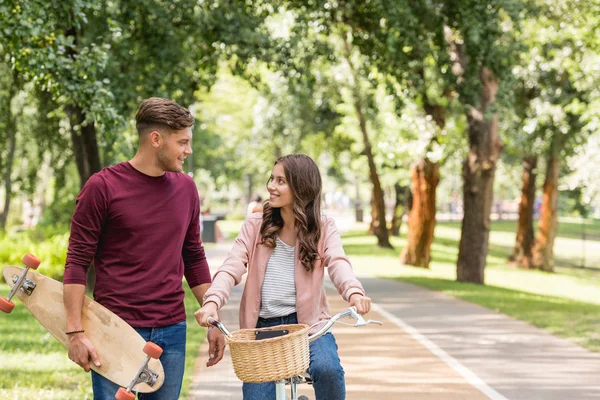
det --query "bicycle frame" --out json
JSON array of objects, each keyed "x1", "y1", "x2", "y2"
[{"x1": 209, "y1": 306, "x2": 383, "y2": 400}]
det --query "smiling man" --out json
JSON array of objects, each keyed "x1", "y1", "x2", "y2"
[{"x1": 63, "y1": 98, "x2": 223, "y2": 399}]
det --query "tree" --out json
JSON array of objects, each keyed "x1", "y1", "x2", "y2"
[
  {"x1": 233, "y1": 2, "x2": 395, "y2": 247},
  {"x1": 319, "y1": 0, "x2": 462, "y2": 265},
  {"x1": 0, "y1": 65, "x2": 19, "y2": 230},
  {"x1": 441, "y1": 1, "x2": 524, "y2": 284},
  {"x1": 512, "y1": 0, "x2": 598, "y2": 271}
]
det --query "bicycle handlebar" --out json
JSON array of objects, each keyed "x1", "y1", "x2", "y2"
[
  {"x1": 207, "y1": 307, "x2": 382, "y2": 341},
  {"x1": 308, "y1": 306, "x2": 383, "y2": 342}
]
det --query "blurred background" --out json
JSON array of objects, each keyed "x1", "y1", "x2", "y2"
[{"x1": 1, "y1": 1, "x2": 600, "y2": 398}]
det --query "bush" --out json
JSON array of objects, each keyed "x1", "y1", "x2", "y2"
[{"x1": 0, "y1": 230, "x2": 69, "y2": 282}]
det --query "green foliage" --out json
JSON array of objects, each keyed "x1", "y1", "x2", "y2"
[{"x1": 0, "y1": 230, "x2": 69, "y2": 282}]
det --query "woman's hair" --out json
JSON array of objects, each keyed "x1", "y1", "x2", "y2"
[{"x1": 260, "y1": 154, "x2": 322, "y2": 272}]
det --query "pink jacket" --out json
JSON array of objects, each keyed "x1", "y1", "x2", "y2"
[{"x1": 203, "y1": 213, "x2": 366, "y2": 333}]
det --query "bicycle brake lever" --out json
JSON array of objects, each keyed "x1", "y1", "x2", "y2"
[
  {"x1": 208, "y1": 317, "x2": 233, "y2": 338},
  {"x1": 354, "y1": 318, "x2": 383, "y2": 327}
]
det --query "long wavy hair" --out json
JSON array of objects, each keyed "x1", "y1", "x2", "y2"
[{"x1": 260, "y1": 154, "x2": 322, "y2": 272}]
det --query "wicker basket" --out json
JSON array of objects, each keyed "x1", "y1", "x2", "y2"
[{"x1": 226, "y1": 323, "x2": 310, "y2": 383}]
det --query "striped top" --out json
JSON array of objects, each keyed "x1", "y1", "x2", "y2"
[{"x1": 259, "y1": 236, "x2": 297, "y2": 318}]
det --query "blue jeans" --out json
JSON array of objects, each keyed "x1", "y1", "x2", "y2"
[
  {"x1": 91, "y1": 321, "x2": 186, "y2": 400},
  {"x1": 242, "y1": 313, "x2": 345, "y2": 400}
]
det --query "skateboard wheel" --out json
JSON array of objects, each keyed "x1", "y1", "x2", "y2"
[
  {"x1": 143, "y1": 341, "x2": 163, "y2": 359},
  {"x1": 0, "y1": 297, "x2": 15, "y2": 313},
  {"x1": 115, "y1": 387, "x2": 135, "y2": 400},
  {"x1": 22, "y1": 253, "x2": 41, "y2": 269}
]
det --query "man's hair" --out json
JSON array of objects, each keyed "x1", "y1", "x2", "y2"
[{"x1": 135, "y1": 97, "x2": 194, "y2": 136}]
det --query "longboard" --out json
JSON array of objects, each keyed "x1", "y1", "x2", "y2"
[{"x1": 2, "y1": 264, "x2": 165, "y2": 394}]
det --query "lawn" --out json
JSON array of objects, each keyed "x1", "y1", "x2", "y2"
[
  {"x1": 343, "y1": 218, "x2": 600, "y2": 352},
  {"x1": 0, "y1": 284, "x2": 206, "y2": 400}
]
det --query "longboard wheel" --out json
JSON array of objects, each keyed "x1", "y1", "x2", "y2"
[
  {"x1": 143, "y1": 341, "x2": 163, "y2": 359},
  {"x1": 0, "y1": 297, "x2": 15, "y2": 313},
  {"x1": 115, "y1": 387, "x2": 135, "y2": 400},
  {"x1": 22, "y1": 253, "x2": 41, "y2": 269}
]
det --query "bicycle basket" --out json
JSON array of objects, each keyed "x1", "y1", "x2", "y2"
[{"x1": 226, "y1": 323, "x2": 310, "y2": 383}]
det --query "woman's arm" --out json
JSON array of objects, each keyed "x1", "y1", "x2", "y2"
[{"x1": 196, "y1": 215, "x2": 260, "y2": 321}]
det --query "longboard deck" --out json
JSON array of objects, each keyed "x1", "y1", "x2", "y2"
[{"x1": 2, "y1": 266, "x2": 164, "y2": 393}]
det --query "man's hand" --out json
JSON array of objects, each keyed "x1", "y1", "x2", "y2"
[
  {"x1": 67, "y1": 333, "x2": 101, "y2": 372},
  {"x1": 206, "y1": 327, "x2": 225, "y2": 367},
  {"x1": 349, "y1": 293, "x2": 372, "y2": 315},
  {"x1": 194, "y1": 301, "x2": 219, "y2": 327}
]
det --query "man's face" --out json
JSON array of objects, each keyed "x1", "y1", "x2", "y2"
[{"x1": 156, "y1": 127, "x2": 193, "y2": 173}]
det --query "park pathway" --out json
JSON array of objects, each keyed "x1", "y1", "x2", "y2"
[{"x1": 188, "y1": 240, "x2": 600, "y2": 400}]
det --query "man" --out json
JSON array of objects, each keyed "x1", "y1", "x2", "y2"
[{"x1": 64, "y1": 97, "x2": 224, "y2": 399}]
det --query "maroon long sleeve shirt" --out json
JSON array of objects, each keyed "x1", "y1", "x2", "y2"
[{"x1": 64, "y1": 162, "x2": 211, "y2": 327}]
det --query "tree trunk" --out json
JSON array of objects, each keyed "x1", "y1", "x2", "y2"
[
  {"x1": 343, "y1": 35, "x2": 392, "y2": 249},
  {"x1": 368, "y1": 190, "x2": 376, "y2": 235},
  {"x1": 400, "y1": 159, "x2": 439, "y2": 268},
  {"x1": 357, "y1": 105, "x2": 392, "y2": 248},
  {"x1": 532, "y1": 138, "x2": 561, "y2": 272},
  {"x1": 0, "y1": 70, "x2": 19, "y2": 231},
  {"x1": 457, "y1": 67, "x2": 503, "y2": 284},
  {"x1": 64, "y1": 22, "x2": 101, "y2": 188},
  {"x1": 65, "y1": 104, "x2": 101, "y2": 291},
  {"x1": 67, "y1": 104, "x2": 102, "y2": 188},
  {"x1": 1, "y1": 123, "x2": 16, "y2": 231},
  {"x1": 509, "y1": 155, "x2": 537, "y2": 268},
  {"x1": 401, "y1": 90, "x2": 446, "y2": 263},
  {"x1": 390, "y1": 183, "x2": 408, "y2": 236}
]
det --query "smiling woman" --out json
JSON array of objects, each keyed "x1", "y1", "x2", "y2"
[{"x1": 196, "y1": 154, "x2": 372, "y2": 400}]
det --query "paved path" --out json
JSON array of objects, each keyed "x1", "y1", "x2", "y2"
[{"x1": 188, "y1": 241, "x2": 600, "y2": 400}]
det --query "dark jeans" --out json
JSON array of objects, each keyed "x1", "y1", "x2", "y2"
[
  {"x1": 242, "y1": 313, "x2": 346, "y2": 400},
  {"x1": 91, "y1": 321, "x2": 186, "y2": 400}
]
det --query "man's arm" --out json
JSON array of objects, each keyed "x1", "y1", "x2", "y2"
[
  {"x1": 190, "y1": 283, "x2": 211, "y2": 305},
  {"x1": 63, "y1": 174, "x2": 108, "y2": 371},
  {"x1": 190, "y1": 283, "x2": 225, "y2": 367},
  {"x1": 64, "y1": 283, "x2": 101, "y2": 371},
  {"x1": 182, "y1": 187, "x2": 212, "y2": 290}
]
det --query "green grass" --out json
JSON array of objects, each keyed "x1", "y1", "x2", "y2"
[
  {"x1": 398, "y1": 277, "x2": 600, "y2": 352},
  {"x1": 0, "y1": 285, "x2": 207, "y2": 399},
  {"x1": 181, "y1": 285, "x2": 206, "y2": 399},
  {"x1": 342, "y1": 219, "x2": 600, "y2": 352}
]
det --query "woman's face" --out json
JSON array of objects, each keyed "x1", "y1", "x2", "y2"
[{"x1": 267, "y1": 163, "x2": 293, "y2": 210}]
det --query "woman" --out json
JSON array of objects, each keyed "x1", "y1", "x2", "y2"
[{"x1": 195, "y1": 154, "x2": 371, "y2": 400}]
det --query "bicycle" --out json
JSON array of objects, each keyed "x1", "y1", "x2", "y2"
[{"x1": 209, "y1": 306, "x2": 383, "y2": 400}]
